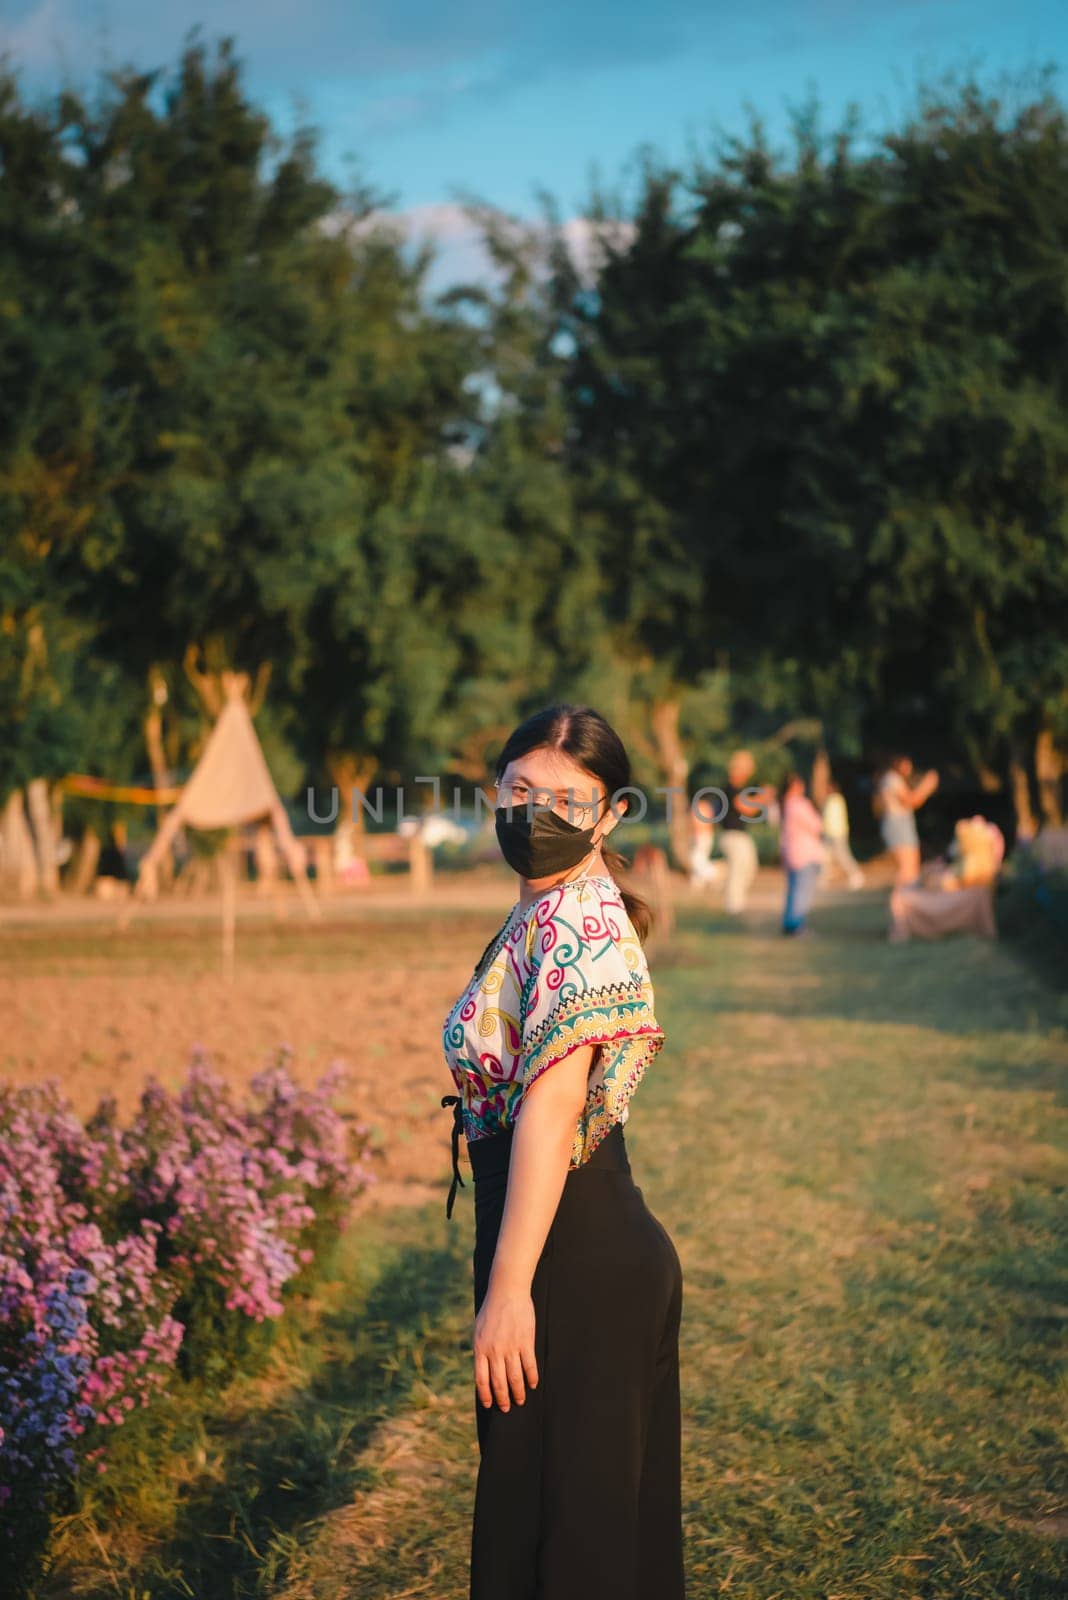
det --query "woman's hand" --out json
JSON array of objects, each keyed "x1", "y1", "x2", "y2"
[
  {"x1": 909, "y1": 769, "x2": 939, "y2": 807},
  {"x1": 473, "y1": 1286, "x2": 538, "y2": 1411},
  {"x1": 473, "y1": 1041, "x2": 593, "y2": 1413}
]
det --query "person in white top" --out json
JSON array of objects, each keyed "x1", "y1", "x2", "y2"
[
  {"x1": 687, "y1": 807, "x2": 721, "y2": 889},
  {"x1": 876, "y1": 755, "x2": 939, "y2": 887},
  {"x1": 820, "y1": 780, "x2": 864, "y2": 890}
]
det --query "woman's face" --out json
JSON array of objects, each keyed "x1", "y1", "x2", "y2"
[
  {"x1": 496, "y1": 747, "x2": 621, "y2": 841},
  {"x1": 729, "y1": 751, "x2": 755, "y2": 785}
]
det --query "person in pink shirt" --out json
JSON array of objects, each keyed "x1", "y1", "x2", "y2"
[{"x1": 779, "y1": 772, "x2": 826, "y2": 936}]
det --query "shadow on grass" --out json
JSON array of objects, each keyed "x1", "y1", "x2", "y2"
[
  {"x1": 65, "y1": 1213, "x2": 470, "y2": 1600},
  {"x1": 832, "y1": 1186, "x2": 1068, "y2": 1589},
  {"x1": 666, "y1": 893, "x2": 1067, "y2": 1053},
  {"x1": 678, "y1": 1146, "x2": 1068, "y2": 1597}
]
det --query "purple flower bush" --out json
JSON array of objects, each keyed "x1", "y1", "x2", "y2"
[{"x1": 0, "y1": 1049, "x2": 372, "y2": 1549}]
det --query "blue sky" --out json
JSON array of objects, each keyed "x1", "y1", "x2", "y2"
[{"x1": 2, "y1": 0, "x2": 1065, "y2": 218}]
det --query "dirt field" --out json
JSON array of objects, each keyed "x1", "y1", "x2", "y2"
[
  {"x1": 0, "y1": 863, "x2": 886, "y2": 1206},
  {"x1": 0, "y1": 864, "x2": 901, "y2": 1209},
  {"x1": 0, "y1": 871, "x2": 525, "y2": 1206}
]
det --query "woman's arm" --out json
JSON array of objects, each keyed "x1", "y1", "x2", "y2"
[
  {"x1": 904, "y1": 770, "x2": 939, "y2": 810},
  {"x1": 800, "y1": 797, "x2": 824, "y2": 836},
  {"x1": 473, "y1": 1043, "x2": 595, "y2": 1413}
]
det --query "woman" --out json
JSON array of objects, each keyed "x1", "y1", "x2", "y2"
[
  {"x1": 876, "y1": 754, "x2": 939, "y2": 887},
  {"x1": 779, "y1": 771, "x2": 825, "y2": 936},
  {"x1": 820, "y1": 779, "x2": 864, "y2": 891},
  {"x1": 442, "y1": 704, "x2": 685, "y2": 1600}
]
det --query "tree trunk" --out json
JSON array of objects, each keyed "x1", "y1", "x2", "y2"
[
  {"x1": 51, "y1": 781, "x2": 65, "y2": 866},
  {"x1": 1035, "y1": 728, "x2": 1064, "y2": 827},
  {"x1": 329, "y1": 752, "x2": 378, "y2": 851},
  {"x1": 0, "y1": 789, "x2": 39, "y2": 899},
  {"x1": 1009, "y1": 755, "x2": 1038, "y2": 841},
  {"x1": 183, "y1": 643, "x2": 225, "y2": 718},
  {"x1": 650, "y1": 699, "x2": 690, "y2": 871},
  {"x1": 144, "y1": 667, "x2": 178, "y2": 888},
  {"x1": 144, "y1": 673, "x2": 169, "y2": 789},
  {"x1": 68, "y1": 826, "x2": 102, "y2": 894},
  {"x1": 451, "y1": 724, "x2": 512, "y2": 781},
  {"x1": 26, "y1": 777, "x2": 59, "y2": 895},
  {"x1": 254, "y1": 819, "x2": 279, "y2": 898}
]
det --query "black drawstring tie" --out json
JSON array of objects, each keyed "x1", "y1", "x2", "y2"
[{"x1": 441, "y1": 1094, "x2": 466, "y2": 1219}]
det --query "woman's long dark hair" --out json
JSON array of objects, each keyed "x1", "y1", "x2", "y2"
[
  {"x1": 494, "y1": 704, "x2": 652, "y2": 942},
  {"x1": 778, "y1": 770, "x2": 804, "y2": 805}
]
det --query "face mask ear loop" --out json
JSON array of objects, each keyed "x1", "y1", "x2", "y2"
[
  {"x1": 590, "y1": 791, "x2": 616, "y2": 854},
  {"x1": 580, "y1": 793, "x2": 616, "y2": 870}
]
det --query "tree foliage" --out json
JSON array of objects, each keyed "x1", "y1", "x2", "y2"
[
  {"x1": 2, "y1": 46, "x2": 1066, "y2": 850},
  {"x1": 561, "y1": 76, "x2": 1068, "y2": 802}
]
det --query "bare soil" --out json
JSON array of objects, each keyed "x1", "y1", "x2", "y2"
[
  {"x1": 0, "y1": 873, "x2": 518, "y2": 1204},
  {"x1": 0, "y1": 863, "x2": 872, "y2": 1203}
]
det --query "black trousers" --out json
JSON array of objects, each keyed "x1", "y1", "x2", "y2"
[{"x1": 469, "y1": 1121, "x2": 685, "y2": 1600}]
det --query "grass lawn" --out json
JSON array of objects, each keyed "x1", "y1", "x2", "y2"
[{"x1": 34, "y1": 891, "x2": 1068, "y2": 1599}]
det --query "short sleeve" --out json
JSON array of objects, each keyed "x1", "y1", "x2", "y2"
[{"x1": 517, "y1": 885, "x2": 665, "y2": 1164}]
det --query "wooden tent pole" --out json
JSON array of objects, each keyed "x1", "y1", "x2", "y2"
[
  {"x1": 269, "y1": 796, "x2": 322, "y2": 920},
  {"x1": 221, "y1": 835, "x2": 236, "y2": 982}
]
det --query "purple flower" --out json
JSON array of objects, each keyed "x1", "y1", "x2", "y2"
[{"x1": 0, "y1": 1055, "x2": 369, "y2": 1517}]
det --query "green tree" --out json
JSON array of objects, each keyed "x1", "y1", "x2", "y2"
[{"x1": 562, "y1": 76, "x2": 1068, "y2": 833}]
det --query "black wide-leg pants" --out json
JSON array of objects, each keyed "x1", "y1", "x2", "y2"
[{"x1": 469, "y1": 1121, "x2": 685, "y2": 1600}]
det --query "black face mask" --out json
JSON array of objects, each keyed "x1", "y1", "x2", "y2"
[{"x1": 494, "y1": 804, "x2": 603, "y2": 879}]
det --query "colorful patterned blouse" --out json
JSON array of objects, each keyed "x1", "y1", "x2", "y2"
[{"x1": 442, "y1": 873, "x2": 665, "y2": 1168}]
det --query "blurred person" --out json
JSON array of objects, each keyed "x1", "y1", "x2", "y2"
[
  {"x1": 687, "y1": 805, "x2": 721, "y2": 889},
  {"x1": 820, "y1": 779, "x2": 864, "y2": 890},
  {"x1": 780, "y1": 772, "x2": 825, "y2": 936},
  {"x1": 945, "y1": 815, "x2": 1005, "y2": 886},
  {"x1": 94, "y1": 820, "x2": 131, "y2": 900},
  {"x1": 875, "y1": 755, "x2": 939, "y2": 886},
  {"x1": 632, "y1": 840, "x2": 677, "y2": 935},
  {"x1": 889, "y1": 816, "x2": 1004, "y2": 942},
  {"x1": 332, "y1": 822, "x2": 370, "y2": 886},
  {"x1": 720, "y1": 749, "x2": 771, "y2": 914},
  {"x1": 441, "y1": 704, "x2": 684, "y2": 1600},
  {"x1": 922, "y1": 815, "x2": 1004, "y2": 893}
]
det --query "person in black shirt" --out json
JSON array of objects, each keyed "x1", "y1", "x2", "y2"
[{"x1": 720, "y1": 750, "x2": 771, "y2": 913}]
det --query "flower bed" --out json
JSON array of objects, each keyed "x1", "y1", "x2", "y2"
[{"x1": 0, "y1": 1049, "x2": 372, "y2": 1566}]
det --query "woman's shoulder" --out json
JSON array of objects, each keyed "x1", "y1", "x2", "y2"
[
  {"x1": 523, "y1": 873, "x2": 644, "y2": 972},
  {"x1": 525, "y1": 873, "x2": 627, "y2": 930}
]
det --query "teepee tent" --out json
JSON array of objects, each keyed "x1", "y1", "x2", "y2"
[{"x1": 136, "y1": 675, "x2": 320, "y2": 959}]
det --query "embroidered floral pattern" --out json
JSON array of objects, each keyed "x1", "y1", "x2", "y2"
[{"x1": 442, "y1": 875, "x2": 665, "y2": 1167}]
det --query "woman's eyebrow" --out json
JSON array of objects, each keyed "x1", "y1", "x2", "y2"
[
  {"x1": 512, "y1": 770, "x2": 597, "y2": 800},
  {"x1": 511, "y1": 770, "x2": 562, "y2": 794}
]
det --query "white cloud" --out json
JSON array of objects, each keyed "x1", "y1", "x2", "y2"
[
  {"x1": 354, "y1": 202, "x2": 634, "y2": 294},
  {"x1": 2, "y1": 0, "x2": 68, "y2": 72}
]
